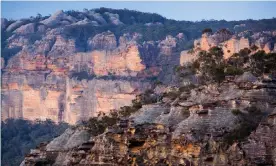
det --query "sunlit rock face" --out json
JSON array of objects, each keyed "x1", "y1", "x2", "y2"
[
  {"x1": 222, "y1": 37, "x2": 250, "y2": 59},
  {"x1": 1, "y1": 27, "x2": 182, "y2": 124},
  {"x1": 194, "y1": 31, "x2": 275, "y2": 59},
  {"x1": 87, "y1": 31, "x2": 117, "y2": 51},
  {"x1": 1, "y1": 71, "x2": 151, "y2": 124},
  {"x1": 3, "y1": 9, "x2": 276, "y2": 126},
  {"x1": 64, "y1": 78, "x2": 151, "y2": 124}
]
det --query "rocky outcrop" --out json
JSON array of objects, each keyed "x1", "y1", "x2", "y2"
[
  {"x1": 195, "y1": 30, "x2": 275, "y2": 59},
  {"x1": 2, "y1": 29, "x2": 184, "y2": 124},
  {"x1": 87, "y1": 11, "x2": 107, "y2": 25},
  {"x1": 104, "y1": 12, "x2": 123, "y2": 25},
  {"x1": 21, "y1": 75, "x2": 276, "y2": 166},
  {"x1": 158, "y1": 35, "x2": 177, "y2": 55},
  {"x1": 6, "y1": 19, "x2": 28, "y2": 32},
  {"x1": 40, "y1": 10, "x2": 77, "y2": 27},
  {"x1": 87, "y1": 31, "x2": 117, "y2": 51},
  {"x1": 15, "y1": 23, "x2": 35, "y2": 34}
]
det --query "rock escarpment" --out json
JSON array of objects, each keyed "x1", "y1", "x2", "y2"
[
  {"x1": 192, "y1": 30, "x2": 276, "y2": 59},
  {"x1": 1, "y1": 19, "x2": 182, "y2": 124},
  {"x1": 2, "y1": 9, "x2": 276, "y2": 125},
  {"x1": 180, "y1": 30, "x2": 276, "y2": 65}
]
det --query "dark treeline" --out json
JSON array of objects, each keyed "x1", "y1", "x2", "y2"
[{"x1": 1, "y1": 119, "x2": 69, "y2": 166}]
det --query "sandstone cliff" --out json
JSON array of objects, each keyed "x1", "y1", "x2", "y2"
[
  {"x1": 2, "y1": 28, "x2": 181, "y2": 124},
  {"x1": 2, "y1": 9, "x2": 276, "y2": 125}
]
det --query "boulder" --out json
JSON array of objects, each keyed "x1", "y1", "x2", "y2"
[
  {"x1": 235, "y1": 72, "x2": 257, "y2": 83},
  {"x1": 15, "y1": 23, "x2": 35, "y2": 34},
  {"x1": 87, "y1": 31, "x2": 117, "y2": 51}
]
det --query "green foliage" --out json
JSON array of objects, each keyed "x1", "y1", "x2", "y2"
[
  {"x1": 187, "y1": 49, "x2": 195, "y2": 54},
  {"x1": 231, "y1": 109, "x2": 242, "y2": 116},
  {"x1": 181, "y1": 107, "x2": 190, "y2": 117},
  {"x1": 239, "y1": 48, "x2": 251, "y2": 57},
  {"x1": 202, "y1": 28, "x2": 213, "y2": 34},
  {"x1": 245, "y1": 106, "x2": 261, "y2": 114},
  {"x1": 1, "y1": 119, "x2": 69, "y2": 166},
  {"x1": 70, "y1": 71, "x2": 95, "y2": 80},
  {"x1": 85, "y1": 92, "x2": 148, "y2": 136},
  {"x1": 228, "y1": 48, "x2": 250, "y2": 69},
  {"x1": 174, "y1": 65, "x2": 186, "y2": 72},
  {"x1": 224, "y1": 66, "x2": 244, "y2": 76},
  {"x1": 250, "y1": 44, "x2": 259, "y2": 51},
  {"x1": 138, "y1": 89, "x2": 158, "y2": 105},
  {"x1": 189, "y1": 46, "x2": 276, "y2": 84},
  {"x1": 1, "y1": 46, "x2": 22, "y2": 64},
  {"x1": 209, "y1": 46, "x2": 224, "y2": 58},
  {"x1": 163, "y1": 90, "x2": 181, "y2": 100},
  {"x1": 217, "y1": 28, "x2": 232, "y2": 35},
  {"x1": 194, "y1": 47, "x2": 226, "y2": 83},
  {"x1": 94, "y1": 7, "x2": 166, "y2": 25},
  {"x1": 154, "y1": 80, "x2": 163, "y2": 85},
  {"x1": 250, "y1": 51, "x2": 276, "y2": 75}
]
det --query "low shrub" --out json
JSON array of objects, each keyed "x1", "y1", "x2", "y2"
[{"x1": 231, "y1": 109, "x2": 242, "y2": 116}]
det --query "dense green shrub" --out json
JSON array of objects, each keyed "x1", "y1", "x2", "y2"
[
  {"x1": 250, "y1": 51, "x2": 276, "y2": 76},
  {"x1": 224, "y1": 66, "x2": 244, "y2": 76},
  {"x1": 231, "y1": 109, "x2": 242, "y2": 116},
  {"x1": 181, "y1": 107, "x2": 190, "y2": 117},
  {"x1": 70, "y1": 71, "x2": 95, "y2": 80}
]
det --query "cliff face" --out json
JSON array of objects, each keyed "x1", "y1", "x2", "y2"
[
  {"x1": 20, "y1": 72, "x2": 276, "y2": 166},
  {"x1": 2, "y1": 9, "x2": 276, "y2": 125},
  {"x1": 193, "y1": 31, "x2": 276, "y2": 59},
  {"x1": 1, "y1": 12, "x2": 182, "y2": 124}
]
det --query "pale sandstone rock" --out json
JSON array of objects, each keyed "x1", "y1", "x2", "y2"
[
  {"x1": 15, "y1": 23, "x2": 35, "y2": 34},
  {"x1": 104, "y1": 12, "x2": 123, "y2": 25},
  {"x1": 130, "y1": 104, "x2": 169, "y2": 125},
  {"x1": 199, "y1": 33, "x2": 217, "y2": 51},
  {"x1": 87, "y1": 31, "x2": 117, "y2": 51},
  {"x1": 48, "y1": 35, "x2": 76, "y2": 57},
  {"x1": 6, "y1": 20, "x2": 28, "y2": 32},
  {"x1": 158, "y1": 35, "x2": 177, "y2": 55},
  {"x1": 88, "y1": 11, "x2": 107, "y2": 25},
  {"x1": 173, "y1": 108, "x2": 238, "y2": 140},
  {"x1": 46, "y1": 128, "x2": 91, "y2": 151},
  {"x1": 1, "y1": 57, "x2": 4, "y2": 69},
  {"x1": 222, "y1": 37, "x2": 250, "y2": 59},
  {"x1": 40, "y1": 10, "x2": 77, "y2": 26},
  {"x1": 235, "y1": 72, "x2": 257, "y2": 83},
  {"x1": 90, "y1": 45, "x2": 145, "y2": 76},
  {"x1": 180, "y1": 50, "x2": 198, "y2": 65}
]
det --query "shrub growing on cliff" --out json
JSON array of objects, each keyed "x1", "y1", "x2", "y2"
[
  {"x1": 224, "y1": 66, "x2": 244, "y2": 76},
  {"x1": 249, "y1": 51, "x2": 276, "y2": 76},
  {"x1": 194, "y1": 47, "x2": 227, "y2": 83},
  {"x1": 70, "y1": 71, "x2": 95, "y2": 80},
  {"x1": 250, "y1": 44, "x2": 259, "y2": 51},
  {"x1": 86, "y1": 96, "x2": 143, "y2": 135},
  {"x1": 231, "y1": 109, "x2": 242, "y2": 116},
  {"x1": 181, "y1": 107, "x2": 190, "y2": 117}
]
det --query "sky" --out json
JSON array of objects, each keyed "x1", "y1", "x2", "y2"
[{"x1": 1, "y1": 1, "x2": 276, "y2": 21}]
